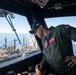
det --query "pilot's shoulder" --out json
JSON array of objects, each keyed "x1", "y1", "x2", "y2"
[{"x1": 56, "y1": 24, "x2": 71, "y2": 29}]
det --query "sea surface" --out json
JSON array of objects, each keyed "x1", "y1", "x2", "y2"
[
  {"x1": 0, "y1": 33, "x2": 30, "y2": 48},
  {"x1": 73, "y1": 44, "x2": 76, "y2": 56},
  {"x1": 0, "y1": 33, "x2": 76, "y2": 55}
]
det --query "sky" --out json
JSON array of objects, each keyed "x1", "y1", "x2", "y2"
[
  {"x1": 0, "y1": 14, "x2": 31, "y2": 33},
  {"x1": 45, "y1": 16, "x2": 76, "y2": 28},
  {"x1": 0, "y1": 13, "x2": 76, "y2": 33}
]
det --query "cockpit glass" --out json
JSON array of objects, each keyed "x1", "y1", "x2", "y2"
[{"x1": 0, "y1": 13, "x2": 40, "y2": 68}]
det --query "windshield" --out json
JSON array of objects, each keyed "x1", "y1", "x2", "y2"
[{"x1": 0, "y1": 13, "x2": 40, "y2": 68}]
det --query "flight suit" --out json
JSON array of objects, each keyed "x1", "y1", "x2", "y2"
[{"x1": 42, "y1": 25, "x2": 76, "y2": 75}]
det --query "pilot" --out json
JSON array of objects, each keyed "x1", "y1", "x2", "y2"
[{"x1": 29, "y1": 21, "x2": 76, "y2": 75}]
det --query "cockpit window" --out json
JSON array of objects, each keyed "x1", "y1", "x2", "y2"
[{"x1": 0, "y1": 13, "x2": 40, "y2": 68}]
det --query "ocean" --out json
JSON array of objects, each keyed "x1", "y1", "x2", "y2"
[
  {"x1": 0, "y1": 33, "x2": 30, "y2": 48},
  {"x1": 0, "y1": 33, "x2": 76, "y2": 55},
  {"x1": 73, "y1": 44, "x2": 76, "y2": 56}
]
